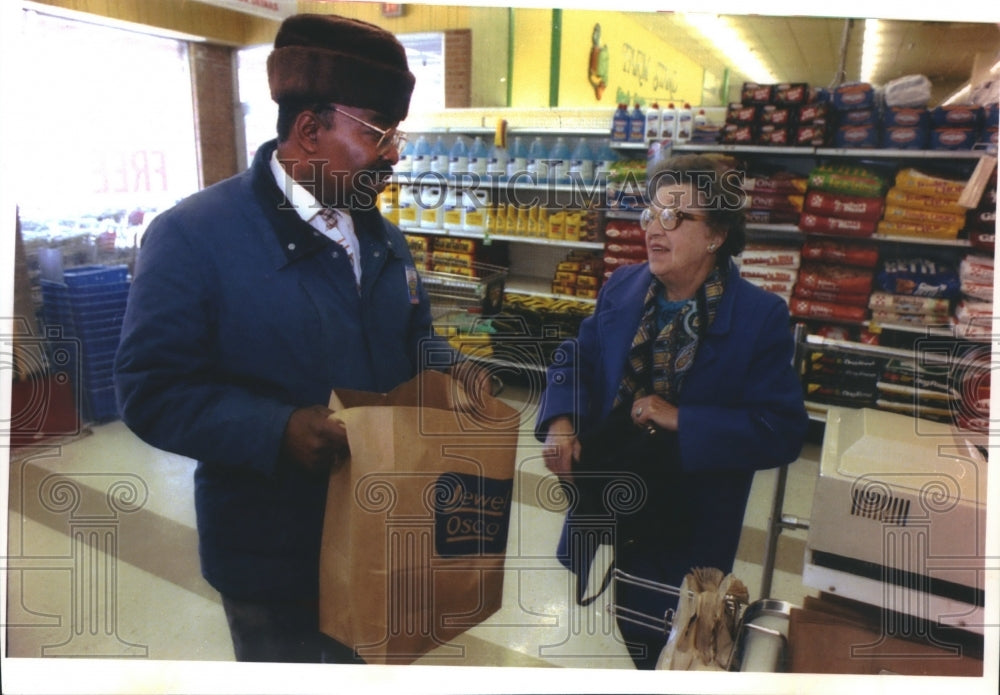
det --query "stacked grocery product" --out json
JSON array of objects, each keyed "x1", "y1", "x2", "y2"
[
  {"x1": 39, "y1": 264, "x2": 130, "y2": 422},
  {"x1": 879, "y1": 168, "x2": 967, "y2": 240},
  {"x1": 872, "y1": 257, "x2": 961, "y2": 329},
  {"x1": 791, "y1": 254, "x2": 875, "y2": 324},
  {"x1": 832, "y1": 82, "x2": 880, "y2": 148},
  {"x1": 954, "y1": 253, "x2": 994, "y2": 340},
  {"x1": 720, "y1": 82, "x2": 827, "y2": 146},
  {"x1": 802, "y1": 348, "x2": 883, "y2": 409},
  {"x1": 738, "y1": 242, "x2": 801, "y2": 304},
  {"x1": 799, "y1": 163, "x2": 887, "y2": 238},
  {"x1": 881, "y1": 75, "x2": 933, "y2": 149},
  {"x1": 743, "y1": 172, "x2": 807, "y2": 225},
  {"x1": 405, "y1": 234, "x2": 431, "y2": 270},
  {"x1": 602, "y1": 216, "x2": 646, "y2": 284},
  {"x1": 964, "y1": 168, "x2": 997, "y2": 252},
  {"x1": 550, "y1": 251, "x2": 603, "y2": 299},
  {"x1": 606, "y1": 158, "x2": 648, "y2": 212},
  {"x1": 430, "y1": 236, "x2": 479, "y2": 275},
  {"x1": 875, "y1": 358, "x2": 959, "y2": 424}
]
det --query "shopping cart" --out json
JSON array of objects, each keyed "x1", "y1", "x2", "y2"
[
  {"x1": 419, "y1": 261, "x2": 508, "y2": 321},
  {"x1": 610, "y1": 568, "x2": 793, "y2": 671}
]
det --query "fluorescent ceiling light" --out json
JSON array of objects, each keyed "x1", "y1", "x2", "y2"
[
  {"x1": 680, "y1": 13, "x2": 778, "y2": 84},
  {"x1": 942, "y1": 83, "x2": 971, "y2": 105},
  {"x1": 860, "y1": 18, "x2": 883, "y2": 84}
]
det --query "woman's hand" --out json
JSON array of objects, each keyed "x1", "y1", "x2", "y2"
[
  {"x1": 630, "y1": 394, "x2": 679, "y2": 432},
  {"x1": 542, "y1": 416, "x2": 580, "y2": 479}
]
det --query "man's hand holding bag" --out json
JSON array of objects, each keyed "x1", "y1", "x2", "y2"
[{"x1": 319, "y1": 370, "x2": 519, "y2": 665}]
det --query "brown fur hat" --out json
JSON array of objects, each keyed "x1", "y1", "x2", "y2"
[{"x1": 267, "y1": 14, "x2": 415, "y2": 123}]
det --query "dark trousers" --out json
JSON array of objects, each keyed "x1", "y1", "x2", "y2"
[{"x1": 221, "y1": 595, "x2": 365, "y2": 664}]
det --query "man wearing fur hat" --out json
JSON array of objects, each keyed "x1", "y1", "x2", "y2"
[{"x1": 115, "y1": 14, "x2": 482, "y2": 663}]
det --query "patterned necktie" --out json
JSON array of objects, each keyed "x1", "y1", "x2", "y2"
[{"x1": 317, "y1": 207, "x2": 359, "y2": 286}]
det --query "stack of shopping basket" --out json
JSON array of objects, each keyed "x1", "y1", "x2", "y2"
[{"x1": 39, "y1": 265, "x2": 130, "y2": 422}]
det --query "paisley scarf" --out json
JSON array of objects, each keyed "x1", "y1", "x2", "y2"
[{"x1": 613, "y1": 267, "x2": 726, "y2": 408}]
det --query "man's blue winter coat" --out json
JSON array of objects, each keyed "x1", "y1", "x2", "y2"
[
  {"x1": 536, "y1": 260, "x2": 809, "y2": 587},
  {"x1": 114, "y1": 140, "x2": 450, "y2": 600}
]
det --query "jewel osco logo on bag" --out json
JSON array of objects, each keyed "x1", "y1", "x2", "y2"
[{"x1": 434, "y1": 472, "x2": 513, "y2": 556}]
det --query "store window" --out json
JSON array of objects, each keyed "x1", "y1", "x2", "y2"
[
  {"x1": 238, "y1": 33, "x2": 445, "y2": 164},
  {"x1": 16, "y1": 9, "x2": 199, "y2": 268}
]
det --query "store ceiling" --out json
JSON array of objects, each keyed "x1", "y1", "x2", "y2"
[{"x1": 639, "y1": 12, "x2": 1000, "y2": 105}]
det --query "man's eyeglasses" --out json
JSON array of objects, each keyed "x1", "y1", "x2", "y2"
[
  {"x1": 331, "y1": 106, "x2": 407, "y2": 154},
  {"x1": 639, "y1": 206, "x2": 709, "y2": 232}
]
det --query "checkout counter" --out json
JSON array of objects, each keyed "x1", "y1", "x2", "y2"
[{"x1": 791, "y1": 406, "x2": 987, "y2": 675}]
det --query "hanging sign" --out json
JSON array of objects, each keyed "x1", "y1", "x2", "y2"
[{"x1": 195, "y1": 0, "x2": 296, "y2": 21}]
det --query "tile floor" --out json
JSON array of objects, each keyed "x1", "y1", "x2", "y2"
[{"x1": 4, "y1": 385, "x2": 825, "y2": 689}]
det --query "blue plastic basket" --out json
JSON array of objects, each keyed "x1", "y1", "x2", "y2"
[{"x1": 62, "y1": 265, "x2": 129, "y2": 287}]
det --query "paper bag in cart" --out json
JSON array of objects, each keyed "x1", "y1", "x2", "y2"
[{"x1": 320, "y1": 370, "x2": 519, "y2": 665}]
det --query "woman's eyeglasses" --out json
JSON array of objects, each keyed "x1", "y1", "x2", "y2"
[
  {"x1": 639, "y1": 206, "x2": 710, "y2": 231},
  {"x1": 331, "y1": 106, "x2": 408, "y2": 154}
]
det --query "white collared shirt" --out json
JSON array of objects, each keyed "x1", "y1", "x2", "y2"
[{"x1": 269, "y1": 150, "x2": 361, "y2": 285}]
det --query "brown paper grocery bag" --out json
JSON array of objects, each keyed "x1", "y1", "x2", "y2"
[{"x1": 319, "y1": 370, "x2": 520, "y2": 665}]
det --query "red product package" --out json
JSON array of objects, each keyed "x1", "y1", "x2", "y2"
[
  {"x1": 743, "y1": 175, "x2": 808, "y2": 194},
  {"x1": 603, "y1": 224, "x2": 645, "y2": 242},
  {"x1": 747, "y1": 192, "x2": 804, "y2": 212},
  {"x1": 798, "y1": 213, "x2": 878, "y2": 237},
  {"x1": 797, "y1": 262, "x2": 874, "y2": 295},
  {"x1": 790, "y1": 298, "x2": 869, "y2": 322},
  {"x1": 792, "y1": 285, "x2": 871, "y2": 307},
  {"x1": 758, "y1": 126, "x2": 792, "y2": 146},
  {"x1": 803, "y1": 191, "x2": 885, "y2": 221},
  {"x1": 801, "y1": 239, "x2": 879, "y2": 268},
  {"x1": 603, "y1": 242, "x2": 648, "y2": 259},
  {"x1": 603, "y1": 254, "x2": 644, "y2": 270}
]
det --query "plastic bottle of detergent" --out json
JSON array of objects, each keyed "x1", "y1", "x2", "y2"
[
  {"x1": 676, "y1": 103, "x2": 693, "y2": 144},
  {"x1": 611, "y1": 103, "x2": 630, "y2": 142},
  {"x1": 410, "y1": 135, "x2": 430, "y2": 175},
  {"x1": 468, "y1": 136, "x2": 489, "y2": 178},
  {"x1": 645, "y1": 103, "x2": 662, "y2": 142},
  {"x1": 569, "y1": 137, "x2": 594, "y2": 184},
  {"x1": 548, "y1": 136, "x2": 572, "y2": 183},
  {"x1": 430, "y1": 136, "x2": 449, "y2": 176},
  {"x1": 442, "y1": 187, "x2": 465, "y2": 231},
  {"x1": 594, "y1": 140, "x2": 617, "y2": 183},
  {"x1": 628, "y1": 103, "x2": 646, "y2": 143},
  {"x1": 527, "y1": 136, "x2": 549, "y2": 183},
  {"x1": 660, "y1": 103, "x2": 677, "y2": 144},
  {"x1": 448, "y1": 136, "x2": 469, "y2": 179},
  {"x1": 694, "y1": 108, "x2": 708, "y2": 129},
  {"x1": 395, "y1": 139, "x2": 414, "y2": 176},
  {"x1": 507, "y1": 136, "x2": 528, "y2": 180}
]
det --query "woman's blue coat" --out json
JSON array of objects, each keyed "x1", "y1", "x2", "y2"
[{"x1": 537, "y1": 260, "x2": 809, "y2": 588}]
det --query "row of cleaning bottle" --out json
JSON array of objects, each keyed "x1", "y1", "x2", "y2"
[
  {"x1": 612, "y1": 102, "x2": 704, "y2": 144},
  {"x1": 396, "y1": 133, "x2": 613, "y2": 185}
]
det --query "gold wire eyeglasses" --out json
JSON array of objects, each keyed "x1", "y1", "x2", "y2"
[{"x1": 331, "y1": 106, "x2": 408, "y2": 154}]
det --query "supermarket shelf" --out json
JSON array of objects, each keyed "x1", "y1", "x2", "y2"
[
  {"x1": 815, "y1": 147, "x2": 988, "y2": 160},
  {"x1": 608, "y1": 141, "x2": 650, "y2": 152},
  {"x1": 391, "y1": 172, "x2": 605, "y2": 194},
  {"x1": 803, "y1": 400, "x2": 830, "y2": 423},
  {"x1": 869, "y1": 234, "x2": 971, "y2": 247},
  {"x1": 504, "y1": 275, "x2": 598, "y2": 305},
  {"x1": 486, "y1": 234, "x2": 603, "y2": 250},
  {"x1": 745, "y1": 224, "x2": 974, "y2": 248},
  {"x1": 674, "y1": 143, "x2": 990, "y2": 160},
  {"x1": 399, "y1": 225, "x2": 602, "y2": 250},
  {"x1": 605, "y1": 209, "x2": 643, "y2": 220}
]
